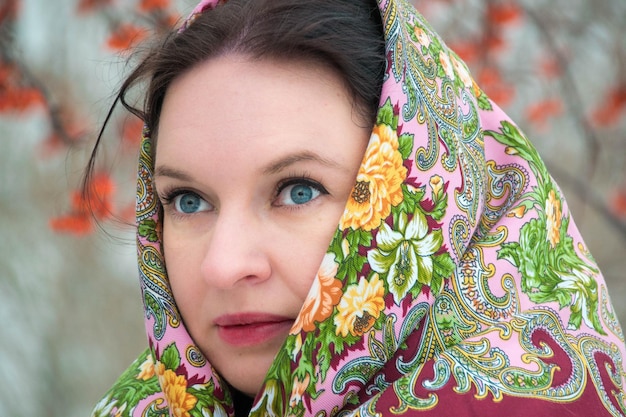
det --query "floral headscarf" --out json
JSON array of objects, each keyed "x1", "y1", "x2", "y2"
[{"x1": 92, "y1": 0, "x2": 626, "y2": 416}]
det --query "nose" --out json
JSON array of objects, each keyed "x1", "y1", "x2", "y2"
[{"x1": 199, "y1": 207, "x2": 272, "y2": 289}]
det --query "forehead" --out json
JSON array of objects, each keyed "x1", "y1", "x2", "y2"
[{"x1": 154, "y1": 55, "x2": 366, "y2": 172}]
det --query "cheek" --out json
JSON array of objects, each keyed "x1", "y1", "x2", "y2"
[
  {"x1": 281, "y1": 207, "x2": 345, "y2": 301},
  {"x1": 162, "y1": 220, "x2": 177, "y2": 277},
  {"x1": 162, "y1": 222, "x2": 199, "y2": 299},
  {"x1": 289, "y1": 254, "x2": 323, "y2": 302}
]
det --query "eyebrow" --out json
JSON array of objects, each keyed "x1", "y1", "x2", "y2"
[
  {"x1": 153, "y1": 150, "x2": 346, "y2": 180},
  {"x1": 153, "y1": 166, "x2": 194, "y2": 181},
  {"x1": 261, "y1": 151, "x2": 344, "y2": 175}
]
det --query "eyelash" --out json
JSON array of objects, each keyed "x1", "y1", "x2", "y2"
[
  {"x1": 157, "y1": 175, "x2": 329, "y2": 215},
  {"x1": 158, "y1": 188, "x2": 191, "y2": 207},
  {"x1": 273, "y1": 176, "x2": 329, "y2": 208},
  {"x1": 157, "y1": 188, "x2": 210, "y2": 218}
]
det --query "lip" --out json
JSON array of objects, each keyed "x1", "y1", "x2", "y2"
[{"x1": 214, "y1": 313, "x2": 294, "y2": 347}]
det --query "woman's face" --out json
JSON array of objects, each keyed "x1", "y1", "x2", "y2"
[{"x1": 154, "y1": 55, "x2": 370, "y2": 396}]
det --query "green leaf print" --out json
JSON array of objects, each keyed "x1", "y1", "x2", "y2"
[
  {"x1": 393, "y1": 184, "x2": 425, "y2": 224},
  {"x1": 488, "y1": 121, "x2": 604, "y2": 333},
  {"x1": 398, "y1": 132, "x2": 415, "y2": 160},
  {"x1": 429, "y1": 196, "x2": 448, "y2": 222},
  {"x1": 485, "y1": 120, "x2": 547, "y2": 181},
  {"x1": 431, "y1": 253, "x2": 455, "y2": 292},
  {"x1": 91, "y1": 349, "x2": 160, "y2": 417},
  {"x1": 376, "y1": 98, "x2": 399, "y2": 129},
  {"x1": 476, "y1": 89, "x2": 494, "y2": 111},
  {"x1": 138, "y1": 219, "x2": 159, "y2": 242},
  {"x1": 316, "y1": 317, "x2": 359, "y2": 381},
  {"x1": 161, "y1": 343, "x2": 181, "y2": 370},
  {"x1": 329, "y1": 229, "x2": 369, "y2": 285},
  {"x1": 188, "y1": 382, "x2": 222, "y2": 417}
]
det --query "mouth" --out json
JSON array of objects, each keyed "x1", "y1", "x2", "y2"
[{"x1": 214, "y1": 313, "x2": 294, "y2": 347}]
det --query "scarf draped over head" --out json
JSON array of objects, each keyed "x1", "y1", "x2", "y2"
[{"x1": 92, "y1": 0, "x2": 626, "y2": 416}]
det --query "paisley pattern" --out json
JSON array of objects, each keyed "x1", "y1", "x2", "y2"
[{"x1": 92, "y1": 0, "x2": 626, "y2": 416}]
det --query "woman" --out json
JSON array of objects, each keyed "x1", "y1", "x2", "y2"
[{"x1": 90, "y1": 0, "x2": 626, "y2": 416}]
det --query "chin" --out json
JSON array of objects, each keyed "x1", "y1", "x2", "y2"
[
  {"x1": 220, "y1": 355, "x2": 275, "y2": 397},
  {"x1": 229, "y1": 375, "x2": 264, "y2": 398}
]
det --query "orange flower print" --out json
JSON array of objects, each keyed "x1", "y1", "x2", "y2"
[
  {"x1": 545, "y1": 189, "x2": 562, "y2": 248},
  {"x1": 507, "y1": 204, "x2": 527, "y2": 219},
  {"x1": 451, "y1": 55, "x2": 473, "y2": 89},
  {"x1": 291, "y1": 254, "x2": 342, "y2": 333},
  {"x1": 137, "y1": 355, "x2": 155, "y2": 380},
  {"x1": 439, "y1": 51, "x2": 455, "y2": 81},
  {"x1": 334, "y1": 274, "x2": 385, "y2": 337},
  {"x1": 413, "y1": 26, "x2": 431, "y2": 48},
  {"x1": 289, "y1": 373, "x2": 311, "y2": 408},
  {"x1": 340, "y1": 124, "x2": 407, "y2": 231},
  {"x1": 155, "y1": 361, "x2": 197, "y2": 417}
]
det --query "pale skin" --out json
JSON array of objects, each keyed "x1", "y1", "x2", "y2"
[{"x1": 154, "y1": 54, "x2": 371, "y2": 397}]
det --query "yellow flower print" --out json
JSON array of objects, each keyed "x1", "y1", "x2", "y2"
[
  {"x1": 291, "y1": 254, "x2": 343, "y2": 333},
  {"x1": 429, "y1": 174, "x2": 444, "y2": 199},
  {"x1": 334, "y1": 274, "x2": 385, "y2": 337},
  {"x1": 340, "y1": 124, "x2": 407, "y2": 231},
  {"x1": 136, "y1": 355, "x2": 155, "y2": 381},
  {"x1": 155, "y1": 361, "x2": 197, "y2": 417},
  {"x1": 545, "y1": 189, "x2": 562, "y2": 247}
]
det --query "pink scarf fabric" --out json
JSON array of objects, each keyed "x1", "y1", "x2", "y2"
[{"x1": 92, "y1": 0, "x2": 626, "y2": 415}]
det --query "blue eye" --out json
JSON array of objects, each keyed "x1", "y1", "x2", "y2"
[
  {"x1": 290, "y1": 184, "x2": 315, "y2": 204},
  {"x1": 276, "y1": 180, "x2": 325, "y2": 206},
  {"x1": 173, "y1": 192, "x2": 210, "y2": 214}
]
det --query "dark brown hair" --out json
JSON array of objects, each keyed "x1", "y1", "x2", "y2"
[{"x1": 84, "y1": 0, "x2": 385, "y2": 192}]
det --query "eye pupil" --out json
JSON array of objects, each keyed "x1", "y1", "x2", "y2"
[
  {"x1": 290, "y1": 185, "x2": 313, "y2": 204},
  {"x1": 179, "y1": 194, "x2": 201, "y2": 213}
]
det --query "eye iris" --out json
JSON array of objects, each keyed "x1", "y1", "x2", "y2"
[
  {"x1": 179, "y1": 194, "x2": 201, "y2": 213},
  {"x1": 291, "y1": 185, "x2": 313, "y2": 204}
]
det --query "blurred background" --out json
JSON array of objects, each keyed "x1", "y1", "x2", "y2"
[{"x1": 1, "y1": 0, "x2": 624, "y2": 416}]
